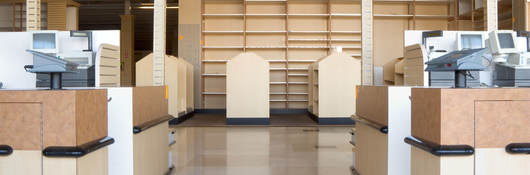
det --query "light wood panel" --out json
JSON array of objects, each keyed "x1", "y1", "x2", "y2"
[
  {"x1": 226, "y1": 52, "x2": 269, "y2": 118},
  {"x1": 475, "y1": 148, "x2": 530, "y2": 175},
  {"x1": 410, "y1": 147, "x2": 474, "y2": 175},
  {"x1": 356, "y1": 123, "x2": 388, "y2": 175},
  {"x1": 96, "y1": 43, "x2": 120, "y2": 87},
  {"x1": 133, "y1": 122, "x2": 169, "y2": 175},
  {"x1": 43, "y1": 147, "x2": 108, "y2": 175},
  {"x1": 0, "y1": 150, "x2": 42, "y2": 175}
]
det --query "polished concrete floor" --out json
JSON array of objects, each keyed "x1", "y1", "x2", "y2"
[{"x1": 170, "y1": 126, "x2": 353, "y2": 175}]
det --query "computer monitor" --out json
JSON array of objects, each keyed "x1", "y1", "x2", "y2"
[
  {"x1": 457, "y1": 32, "x2": 485, "y2": 50},
  {"x1": 31, "y1": 31, "x2": 59, "y2": 54},
  {"x1": 488, "y1": 30, "x2": 519, "y2": 55}
]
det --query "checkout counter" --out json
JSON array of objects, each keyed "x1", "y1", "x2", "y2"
[
  {"x1": 406, "y1": 88, "x2": 530, "y2": 175},
  {"x1": 107, "y1": 86, "x2": 173, "y2": 175},
  {"x1": 353, "y1": 86, "x2": 412, "y2": 175},
  {"x1": 0, "y1": 89, "x2": 113, "y2": 175}
]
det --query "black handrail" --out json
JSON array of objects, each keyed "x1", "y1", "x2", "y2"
[
  {"x1": 404, "y1": 137, "x2": 474, "y2": 156},
  {"x1": 0, "y1": 145, "x2": 13, "y2": 155},
  {"x1": 506, "y1": 143, "x2": 530, "y2": 154},
  {"x1": 351, "y1": 114, "x2": 388, "y2": 134},
  {"x1": 133, "y1": 115, "x2": 174, "y2": 134},
  {"x1": 43, "y1": 136, "x2": 114, "y2": 157}
]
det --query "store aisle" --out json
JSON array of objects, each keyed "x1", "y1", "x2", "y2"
[{"x1": 170, "y1": 126, "x2": 352, "y2": 175}]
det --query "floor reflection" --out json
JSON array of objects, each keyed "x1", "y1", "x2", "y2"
[{"x1": 170, "y1": 126, "x2": 352, "y2": 175}]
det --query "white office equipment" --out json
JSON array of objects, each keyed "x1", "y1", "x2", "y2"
[{"x1": 31, "y1": 31, "x2": 59, "y2": 54}]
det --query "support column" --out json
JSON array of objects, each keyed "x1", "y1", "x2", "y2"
[
  {"x1": 26, "y1": 0, "x2": 41, "y2": 31},
  {"x1": 484, "y1": 0, "x2": 498, "y2": 31},
  {"x1": 178, "y1": 0, "x2": 201, "y2": 109},
  {"x1": 121, "y1": 15, "x2": 135, "y2": 86},
  {"x1": 153, "y1": 0, "x2": 166, "y2": 86},
  {"x1": 361, "y1": 0, "x2": 373, "y2": 85}
]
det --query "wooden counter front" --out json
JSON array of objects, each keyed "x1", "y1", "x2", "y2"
[
  {"x1": 411, "y1": 88, "x2": 530, "y2": 148},
  {"x1": 0, "y1": 89, "x2": 107, "y2": 149},
  {"x1": 356, "y1": 86, "x2": 389, "y2": 126},
  {"x1": 132, "y1": 86, "x2": 168, "y2": 126}
]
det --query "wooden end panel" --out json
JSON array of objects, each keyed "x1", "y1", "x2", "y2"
[
  {"x1": 356, "y1": 86, "x2": 388, "y2": 126},
  {"x1": 475, "y1": 101, "x2": 530, "y2": 148},
  {"x1": 75, "y1": 89, "x2": 108, "y2": 146},
  {"x1": 439, "y1": 89, "x2": 475, "y2": 146},
  {"x1": 411, "y1": 88, "x2": 441, "y2": 145},
  {"x1": 0, "y1": 103, "x2": 41, "y2": 150},
  {"x1": 132, "y1": 86, "x2": 169, "y2": 126}
]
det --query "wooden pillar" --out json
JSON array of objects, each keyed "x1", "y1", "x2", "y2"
[
  {"x1": 26, "y1": 0, "x2": 41, "y2": 31},
  {"x1": 153, "y1": 0, "x2": 166, "y2": 86},
  {"x1": 361, "y1": 0, "x2": 373, "y2": 85},
  {"x1": 178, "y1": 0, "x2": 201, "y2": 109},
  {"x1": 121, "y1": 15, "x2": 135, "y2": 86},
  {"x1": 484, "y1": 0, "x2": 498, "y2": 31}
]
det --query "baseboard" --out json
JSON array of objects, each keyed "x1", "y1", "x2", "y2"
[
  {"x1": 168, "y1": 111, "x2": 195, "y2": 125},
  {"x1": 195, "y1": 109, "x2": 226, "y2": 114},
  {"x1": 318, "y1": 117, "x2": 355, "y2": 125},
  {"x1": 226, "y1": 118, "x2": 270, "y2": 125},
  {"x1": 307, "y1": 112, "x2": 319, "y2": 123},
  {"x1": 270, "y1": 108, "x2": 308, "y2": 114}
]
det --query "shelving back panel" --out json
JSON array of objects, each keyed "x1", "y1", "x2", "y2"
[
  {"x1": 201, "y1": 0, "x2": 449, "y2": 109},
  {"x1": 201, "y1": 0, "x2": 362, "y2": 109}
]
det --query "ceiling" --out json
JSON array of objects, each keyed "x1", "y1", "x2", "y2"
[{"x1": 77, "y1": 0, "x2": 179, "y2": 55}]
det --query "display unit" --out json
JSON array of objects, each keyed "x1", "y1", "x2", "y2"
[
  {"x1": 226, "y1": 52, "x2": 270, "y2": 125},
  {"x1": 488, "y1": 30, "x2": 519, "y2": 55},
  {"x1": 136, "y1": 54, "x2": 195, "y2": 121},
  {"x1": 31, "y1": 30, "x2": 59, "y2": 54},
  {"x1": 307, "y1": 52, "x2": 360, "y2": 124},
  {"x1": 457, "y1": 31, "x2": 486, "y2": 50}
]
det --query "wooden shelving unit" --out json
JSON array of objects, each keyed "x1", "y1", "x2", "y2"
[
  {"x1": 307, "y1": 53, "x2": 361, "y2": 119},
  {"x1": 372, "y1": 0, "x2": 452, "y2": 67},
  {"x1": 201, "y1": 0, "x2": 362, "y2": 109}
]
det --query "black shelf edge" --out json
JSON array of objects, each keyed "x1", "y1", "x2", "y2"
[
  {"x1": 506, "y1": 143, "x2": 530, "y2": 154},
  {"x1": 0, "y1": 145, "x2": 13, "y2": 156},
  {"x1": 351, "y1": 115, "x2": 388, "y2": 134},
  {"x1": 134, "y1": 115, "x2": 175, "y2": 134},
  {"x1": 404, "y1": 136, "x2": 474, "y2": 156},
  {"x1": 43, "y1": 136, "x2": 114, "y2": 158}
]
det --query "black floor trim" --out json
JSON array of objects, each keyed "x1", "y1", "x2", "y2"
[
  {"x1": 134, "y1": 115, "x2": 175, "y2": 134},
  {"x1": 404, "y1": 136, "x2": 474, "y2": 156},
  {"x1": 270, "y1": 109, "x2": 308, "y2": 115},
  {"x1": 42, "y1": 136, "x2": 114, "y2": 158},
  {"x1": 0, "y1": 145, "x2": 13, "y2": 156},
  {"x1": 318, "y1": 117, "x2": 355, "y2": 125},
  {"x1": 195, "y1": 109, "x2": 226, "y2": 114},
  {"x1": 169, "y1": 111, "x2": 195, "y2": 125},
  {"x1": 226, "y1": 118, "x2": 270, "y2": 125}
]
